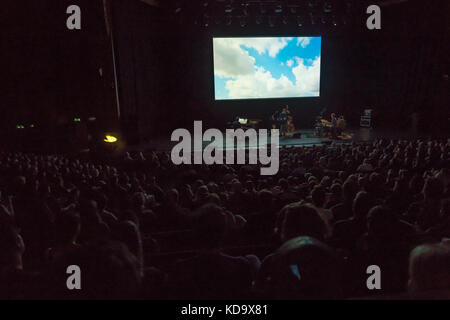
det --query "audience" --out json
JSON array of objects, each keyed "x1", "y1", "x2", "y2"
[{"x1": 0, "y1": 138, "x2": 448, "y2": 299}]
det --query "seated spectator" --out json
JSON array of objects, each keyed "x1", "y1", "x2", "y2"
[
  {"x1": 408, "y1": 241, "x2": 450, "y2": 298},
  {"x1": 46, "y1": 212, "x2": 81, "y2": 263},
  {"x1": 309, "y1": 185, "x2": 333, "y2": 236},
  {"x1": 46, "y1": 241, "x2": 141, "y2": 299},
  {"x1": 0, "y1": 223, "x2": 41, "y2": 299},
  {"x1": 256, "y1": 236, "x2": 343, "y2": 299},
  {"x1": 333, "y1": 191, "x2": 377, "y2": 251},
  {"x1": 169, "y1": 204, "x2": 258, "y2": 299},
  {"x1": 275, "y1": 202, "x2": 327, "y2": 243}
]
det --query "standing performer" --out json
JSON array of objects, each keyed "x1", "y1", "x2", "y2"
[
  {"x1": 279, "y1": 107, "x2": 289, "y2": 137},
  {"x1": 330, "y1": 113, "x2": 338, "y2": 138},
  {"x1": 271, "y1": 109, "x2": 281, "y2": 129},
  {"x1": 336, "y1": 115, "x2": 346, "y2": 137}
]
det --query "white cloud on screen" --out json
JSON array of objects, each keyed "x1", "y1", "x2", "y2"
[
  {"x1": 224, "y1": 56, "x2": 321, "y2": 99},
  {"x1": 214, "y1": 37, "x2": 320, "y2": 99},
  {"x1": 297, "y1": 37, "x2": 311, "y2": 48},
  {"x1": 213, "y1": 39, "x2": 256, "y2": 78},
  {"x1": 213, "y1": 37, "x2": 292, "y2": 78},
  {"x1": 241, "y1": 37, "x2": 293, "y2": 57}
]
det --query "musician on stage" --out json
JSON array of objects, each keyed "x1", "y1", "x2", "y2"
[
  {"x1": 271, "y1": 109, "x2": 281, "y2": 129},
  {"x1": 336, "y1": 115, "x2": 346, "y2": 136},
  {"x1": 279, "y1": 107, "x2": 289, "y2": 137},
  {"x1": 330, "y1": 113, "x2": 338, "y2": 138}
]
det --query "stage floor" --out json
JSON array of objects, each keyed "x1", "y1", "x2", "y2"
[
  {"x1": 126, "y1": 128, "x2": 426, "y2": 151},
  {"x1": 127, "y1": 127, "x2": 423, "y2": 153}
]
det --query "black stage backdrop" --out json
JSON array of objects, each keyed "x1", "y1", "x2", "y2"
[
  {"x1": 111, "y1": 0, "x2": 449, "y2": 143},
  {"x1": 2, "y1": 0, "x2": 449, "y2": 149}
]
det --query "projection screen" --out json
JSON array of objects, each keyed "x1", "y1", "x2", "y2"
[{"x1": 213, "y1": 36, "x2": 321, "y2": 100}]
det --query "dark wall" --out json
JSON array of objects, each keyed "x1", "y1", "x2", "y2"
[
  {"x1": 3, "y1": 0, "x2": 117, "y2": 151},
  {"x1": 3, "y1": 0, "x2": 448, "y2": 151},
  {"x1": 111, "y1": 1, "x2": 362, "y2": 139},
  {"x1": 112, "y1": 0, "x2": 449, "y2": 141}
]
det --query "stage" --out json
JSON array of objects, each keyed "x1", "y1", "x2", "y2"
[{"x1": 127, "y1": 127, "x2": 423, "y2": 153}]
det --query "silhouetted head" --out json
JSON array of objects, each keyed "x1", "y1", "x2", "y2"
[
  {"x1": 408, "y1": 242, "x2": 450, "y2": 294},
  {"x1": 280, "y1": 203, "x2": 327, "y2": 242}
]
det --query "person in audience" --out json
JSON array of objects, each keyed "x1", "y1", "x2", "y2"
[
  {"x1": 408, "y1": 241, "x2": 450, "y2": 298},
  {"x1": 0, "y1": 223, "x2": 41, "y2": 299},
  {"x1": 310, "y1": 185, "x2": 334, "y2": 236},
  {"x1": 169, "y1": 203, "x2": 258, "y2": 299},
  {"x1": 0, "y1": 137, "x2": 448, "y2": 299},
  {"x1": 256, "y1": 236, "x2": 343, "y2": 299}
]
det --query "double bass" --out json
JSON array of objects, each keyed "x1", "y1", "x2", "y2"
[{"x1": 287, "y1": 115, "x2": 295, "y2": 133}]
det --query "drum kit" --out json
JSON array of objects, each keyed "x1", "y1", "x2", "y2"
[{"x1": 315, "y1": 117, "x2": 333, "y2": 137}]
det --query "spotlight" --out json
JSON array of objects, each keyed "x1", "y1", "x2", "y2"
[
  {"x1": 268, "y1": 16, "x2": 276, "y2": 27},
  {"x1": 224, "y1": 4, "x2": 233, "y2": 13},
  {"x1": 74, "y1": 118, "x2": 81, "y2": 122},
  {"x1": 323, "y1": 1, "x2": 333, "y2": 13},
  {"x1": 240, "y1": 17, "x2": 247, "y2": 27},
  {"x1": 332, "y1": 15, "x2": 338, "y2": 26},
  {"x1": 202, "y1": 14, "x2": 210, "y2": 27},
  {"x1": 260, "y1": 5, "x2": 267, "y2": 14},
  {"x1": 104, "y1": 135, "x2": 118, "y2": 143},
  {"x1": 255, "y1": 15, "x2": 263, "y2": 25}
]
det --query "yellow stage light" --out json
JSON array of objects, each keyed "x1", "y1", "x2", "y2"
[{"x1": 104, "y1": 135, "x2": 118, "y2": 143}]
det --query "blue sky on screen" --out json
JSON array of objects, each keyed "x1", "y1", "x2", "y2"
[{"x1": 213, "y1": 37, "x2": 321, "y2": 100}]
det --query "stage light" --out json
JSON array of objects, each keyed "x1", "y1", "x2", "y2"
[
  {"x1": 202, "y1": 15, "x2": 210, "y2": 27},
  {"x1": 268, "y1": 16, "x2": 276, "y2": 27},
  {"x1": 323, "y1": 1, "x2": 333, "y2": 13},
  {"x1": 104, "y1": 135, "x2": 118, "y2": 143},
  {"x1": 74, "y1": 118, "x2": 81, "y2": 122},
  {"x1": 30, "y1": 124, "x2": 35, "y2": 128},
  {"x1": 224, "y1": 4, "x2": 233, "y2": 13},
  {"x1": 296, "y1": 16, "x2": 304, "y2": 27},
  {"x1": 88, "y1": 116, "x2": 96, "y2": 121},
  {"x1": 274, "y1": 4, "x2": 283, "y2": 13},
  {"x1": 16, "y1": 125, "x2": 25, "y2": 129},
  {"x1": 332, "y1": 15, "x2": 338, "y2": 26},
  {"x1": 259, "y1": 3, "x2": 267, "y2": 14}
]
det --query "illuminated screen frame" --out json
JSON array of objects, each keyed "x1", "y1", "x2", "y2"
[{"x1": 213, "y1": 36, "x2": 322, "y2": 101}]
